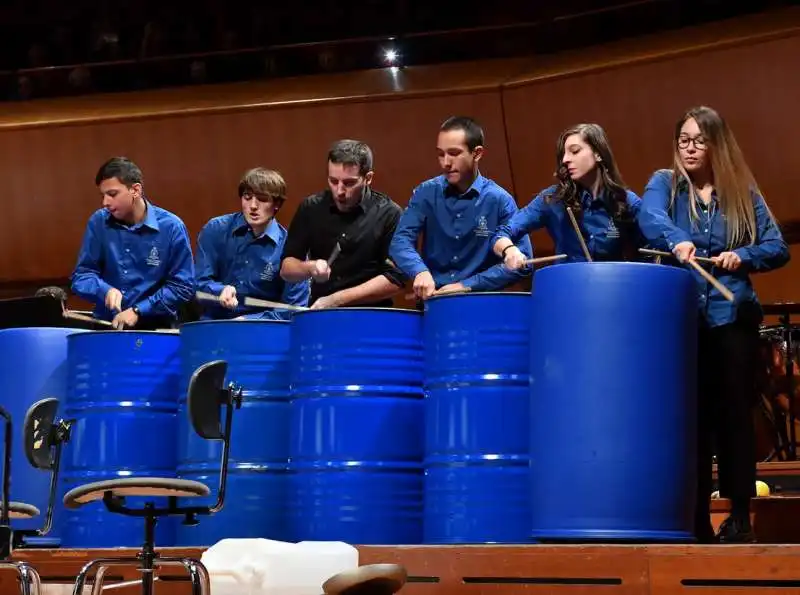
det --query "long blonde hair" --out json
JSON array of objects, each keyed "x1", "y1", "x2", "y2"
[{"x1": 670, "y1": 106, "x2": 774, "y2": 248}]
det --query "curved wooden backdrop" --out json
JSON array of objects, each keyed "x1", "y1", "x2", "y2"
[{"x1": 1, "y1": 6, "x2": 798, "y2": 314}]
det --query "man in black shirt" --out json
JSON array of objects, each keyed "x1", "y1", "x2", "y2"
[{"x1": 280, "y1": 139, "x2": 406, "y2": 308}]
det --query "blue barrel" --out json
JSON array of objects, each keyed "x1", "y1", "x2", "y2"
[
  {"x1": 423, "y1": 292, "x2": 531, "y2": 544},
  {"x1": 0, "y1": 327, "x2": 77, "y2": 545},
  {"x1": 288, "y1": 308, "x2": 424, "y2": 544},
  {"x1": 176, "y1": 320, "x2": 291, "y2": 545},
  {"x1": 529, "y1": 262, "x2": 697, "y2": 541},
  {"x1": 62, "y1": 331, "x2": 181, "y2": 547}
]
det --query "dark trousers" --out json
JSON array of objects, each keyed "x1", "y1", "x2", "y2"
[{"x1": 695, "y1": 316, "x2": 759, "y2": 533}]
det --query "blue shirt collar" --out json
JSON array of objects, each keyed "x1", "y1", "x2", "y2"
[
  {"x1": 105, "y1": 199, "x2": 160, "y2": 231},
  {"x1": 442, "y1": 172, "x2": 487, "y2": 199},
  {"x1": 233, "y1": 212, "x2": 281, "y2": 243}
]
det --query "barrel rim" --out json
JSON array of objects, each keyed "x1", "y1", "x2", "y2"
[
  {"x1": 425, "y1": 291, "x2": 530, "y2": 302},
  {"x1": 292, "y1": 307, "x2": 423, "y2": 316},
  {"x1": 180, "y1": 319, "x2": 291, "y2": 328},
  {"x1": 67, "y1": 329, "x2": 181, "y2": 337}
]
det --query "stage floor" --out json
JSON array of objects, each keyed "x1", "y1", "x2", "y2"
[{"x1": 5, "y1": 543, "x2": 800, "y2": 594}]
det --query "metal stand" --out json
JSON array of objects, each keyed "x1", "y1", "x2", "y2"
[{"x1": 780, "y1": 312, "x2": 797, "y2": 460}]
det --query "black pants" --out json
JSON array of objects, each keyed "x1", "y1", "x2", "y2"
[{"x1": 695, "y1": 315, "x2": 760, "y2": 533}]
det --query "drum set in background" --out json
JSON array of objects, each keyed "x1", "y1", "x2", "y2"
[{"x1": 755, "y1": 302, "x2": 800, "y2": 463}]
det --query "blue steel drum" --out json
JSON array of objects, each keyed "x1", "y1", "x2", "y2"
[
  {"x1": 0, "y1": 327, "x2": 77, "y2": 545},
  {"x1": 176, "y1": 319, "x2": 291, "y2": 546},
  {"x1": 62, "y1": 331, "x2": 181, "y2": 547},
  {"x1": 289, "y1": 308, "x2": 424, "y2": 544},
  {"x1": 423, "y1": 292, "x2": 531, "y2": 544},
  {"x1": 529, "y1": 262, "x2": 697, "y2": 541}
]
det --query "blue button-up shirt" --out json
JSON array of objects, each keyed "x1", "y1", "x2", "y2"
[
  {"x1": 195, "y1": 213, "x2": 309, "y2": 320},
  {"x1": 639, "y1": 169, "x2": 790, "y2": 327},
  {"x1": 389, "y1": 174, "x2": 533, "y2": 290},
  {"x1": 494, "y1": 184, "x2": 643, "y2": 262},
  {"x1": 71, "y1": 201, "x2": 195, "y2": 322}
]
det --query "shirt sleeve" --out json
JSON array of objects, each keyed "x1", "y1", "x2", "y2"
[
  {"x1": 70, "y1": 212, "x2": 114, "y2": 305},
  {"x1": 194, "y1": 219, "x2": 227, "y2": 296},
  {"x1": 461, "y1": 193, "x2": 534, "y2": 291},
  {"x1": 492, "y1": 192, "x2": 549, "y2": 245},
  {"x1": 380, "y1": 204, "x2": 407, "y2": 287},
  {"x1": 639, "y1": 169, "x2": 693, "y2": 250},
  {"x1": 388, "y1": 185, "x2": 430, "y2": 279},
  {"x1": 282, "y1": 199, "x2": 312, "y2": 261},
  {"x1": 135, "y1": 220, "x2": 196, "y2": 318},
  {"x1": 733, "y1": 193, "x2": 791, "y2": 273}
]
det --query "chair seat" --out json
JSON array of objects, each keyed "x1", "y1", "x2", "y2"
[
  {"x1": 323, "y1": 564, "x2": 407, "y2": 595},
  {"x1": 0, "y1": 501, "x2": 40, "y2": 519},
  {"x1": 63, "y1": 477, "x2": 210, "y2": 509}
]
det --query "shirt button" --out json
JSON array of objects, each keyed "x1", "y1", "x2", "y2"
[
  {"x1": 456, "y1": 214, "x2": 462, "y2": 218},
  {"x1": 123, "y1": 270, "x2": 128, "y2": 274},
  {"x1": 452, "y1": 256, "x2": 458, "y2": 261},
  {"x1": 455, "y1": 235, "x2": 460, "y2": 240}
]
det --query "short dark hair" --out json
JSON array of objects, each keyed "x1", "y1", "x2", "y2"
[
  {"x1": 327, "y1": 140, "x2": 373, "y2": 176},
  {"x1": 440, "y1": 116, "x2": 485, "y2": 151},
  {"x1": 95, "y1": 157, "x2": 143, "y2": 187}
]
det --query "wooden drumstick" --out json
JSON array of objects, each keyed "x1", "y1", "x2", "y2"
[
  {"x1": 404, "y1": 285, "x2": 472, "y2": 301},
  {"x1": 243, "y1": 296, "x2": 309, "y2": 311},
  {"x1": 639, "y1": 248, "x2": 715, "y2": 265},
  {"x1": 566, "y1": 207, "x2": 592, "y2": 262},
  {"x1": 63, "y1": 310, "x2": 112, "y2": 327},
  {"x1": 196, "y1": 291, "x2": 308, "y2": 312},
  {"x1": 522, "y1": 254, "x2": 567, "y2": 266},
  {"x1": 687, "y1": 259, "x2": 735, "y2": 302}
]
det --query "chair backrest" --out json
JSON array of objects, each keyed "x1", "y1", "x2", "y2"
[
  {"x1": 323, "y1": 564, "x2": 408, "y2": 595},
  {"x1": 24, "y1": 398, "x2": 60, "y2": 471},
  {"x1": 187, "y1": 360, "x2": 229, "y2": 440}
]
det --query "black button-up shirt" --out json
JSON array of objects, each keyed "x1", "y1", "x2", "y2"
[{"x1": 282, "y1": 188, "x2": 405, "y2": 306}]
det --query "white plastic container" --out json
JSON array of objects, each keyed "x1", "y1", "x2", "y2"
[{"x1": 200, "y1": 538, "x2": 359, "y2": 595}]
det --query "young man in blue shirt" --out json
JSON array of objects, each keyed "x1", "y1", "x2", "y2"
[
  {"x1": 389, "y1": 116, "x2": 532, "y2": 301},
  {"x1": 70, "y1": 157, "x2": 195, "y2": 330},
  {"x1": 194, "y1": 167, "x2": 310, "y2": 320}
]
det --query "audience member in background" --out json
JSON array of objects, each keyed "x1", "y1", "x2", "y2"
[
  {"x1": 389, "y1": 116, "x2": 532, "y2": 301},
  {"x1": 280, "y1": 139, "x2": 405, "y2": 308},
  {"x1": 639, "y1": 105, "x2": 790, "y2": 543},
  {"x1": 70, "y1": 157, "x2": 195, "y2": 330},
  {"x1": 195, "y1": 167, "x2": 309, "y2": 320},
  {"x1": 493, "y1": 123, "x2": 642, "y2": 267}
]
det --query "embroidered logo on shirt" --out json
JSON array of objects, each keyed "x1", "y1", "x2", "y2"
[
  {"x1": 474, "y1": 215, "x2": 490, "y2": 238},
  {"x1": 146, "y1": 246, "x2": 161, "y2": 267},
  {"x1": 260, "y1": 261, "x2": 275, "y2": 281},
  {"x1": 606, "y1": 219, "x2": 620, "y2": 239}
]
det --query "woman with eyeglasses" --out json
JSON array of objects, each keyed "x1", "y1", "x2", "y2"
[
  {"x1": 639, "y1": 106, "x2": 790, "y2": 543},
  {"x1": 492, "y1": 123, "x2": 642, "y2": 267}
]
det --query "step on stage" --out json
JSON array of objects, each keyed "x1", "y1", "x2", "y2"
[{"x1": 2, "y1": 542, "x2": 799, "y2": 594}]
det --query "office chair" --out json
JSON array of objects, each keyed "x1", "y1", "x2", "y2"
[
  {"x1": 64, "y1": 360, "x2": 242, "y2": 595},
  {"x1": 0, "y1": 398, "x2": 72, "y2": 595}
]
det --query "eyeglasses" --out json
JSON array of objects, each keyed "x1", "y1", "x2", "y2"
[{"x1": 677, "y1": 136, "x2": 707, "y2": 150}]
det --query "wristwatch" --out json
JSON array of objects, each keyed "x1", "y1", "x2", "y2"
[{"x1": 132, "y1": 305, "x2": 141, "y2": 316}]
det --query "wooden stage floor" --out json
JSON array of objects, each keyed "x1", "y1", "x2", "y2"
[{"x1": 3, "y1": 543, "x2": 800, "y2": 594}]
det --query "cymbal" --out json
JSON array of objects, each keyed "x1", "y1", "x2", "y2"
[{"x1": 323, "y1": 564, "x2": 407, "y2": 595}]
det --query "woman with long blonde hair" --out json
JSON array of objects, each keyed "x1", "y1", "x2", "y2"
[{"x1": 639, "y1": 106, "x2": 790, "y2": 543}]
